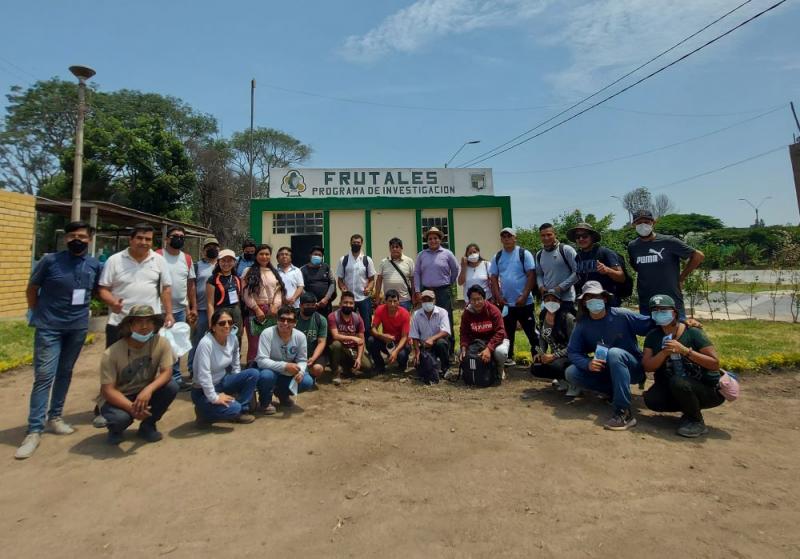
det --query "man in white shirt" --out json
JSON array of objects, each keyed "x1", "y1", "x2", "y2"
[
  {"x1": 276, "y1": 246, "x2": 304, "y2": 308},
  {"x1": 336, "y1": 234, "x2": 376, "y2": 332}
]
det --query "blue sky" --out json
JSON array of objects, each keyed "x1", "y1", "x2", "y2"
[{"x1": 2, "y1": 0, "x2": 799, "y2": 228}]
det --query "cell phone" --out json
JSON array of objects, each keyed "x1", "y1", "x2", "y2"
[{"x1": 662, "y1": 333, "x2": 673, "y2": 349}]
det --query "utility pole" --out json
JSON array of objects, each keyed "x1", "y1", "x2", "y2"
[
  {"x1": 249, "y1": 78, "x2": 256, "y2": 199},
  {"x1": 789, "y1": 102, "x2": 800, "y2": 221},
  {"x1": 69, "y1": 65, "x2": 96, "y2": 221}
]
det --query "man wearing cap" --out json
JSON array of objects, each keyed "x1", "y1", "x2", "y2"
[
  {"x1": 413, "y1": 227, "x2": 459, "y2": 354},
  {"x1": 536, "y1": 223, "x2": 579, "y2": 315},
  {"x1": 490, "y1": 226, "x2": 538, "y2": 367},
  {"x1": 566, "y1": 281, "x2": 653, "y2": 431},
  {"x1": 158, "y1": 225, "x2": 197, "y2": 391},
  {"x1": 568, "y1": 222, "x2": 626, "y2": 307},
  {"x1": 189, "y1": 236, "x2": 219, "y2": 377},
  {"x1": 409, "y1": 290, "x2": 452, "y2": 376},
  {"x1": 99, "y1": 305, "x2": 179, "y2": 445},
  {"x1": 627, "y1": 209, "x2": 704, "y2": 318}
]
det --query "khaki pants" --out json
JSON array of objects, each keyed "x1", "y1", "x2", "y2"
[{"x1": 329, "y1": 341, "x2": 373, "y2": 375}]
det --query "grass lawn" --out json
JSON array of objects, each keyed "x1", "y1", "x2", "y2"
[
  {"x1": 0, "y1": 321, "x2": 35, "y2": 372},
  {"x1": 705, "y1": 281, "x2": 778, "y2": 293}
]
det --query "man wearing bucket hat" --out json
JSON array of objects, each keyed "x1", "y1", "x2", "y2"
[
  {"x1": 413, "y1": 227, "x2": 459, "y2": 355},
  {"x1": 566, "y1": 281, "x2": 654, "y2": 431},
  {"x1": 98, "y1": 305, "x2": 179, "y2": 444},
  {"x1": 188, "y1": 236, "x2": 219, "y2": 377},
  {"x1": 627, "y1": 209, "x2": 704, "y2": 318},
  {"x1": 641, "y1": 294, "x2": 726, "y2": 438},
  {"x1": 568, "y1": 222, "x2": 627, "y2": 307}
]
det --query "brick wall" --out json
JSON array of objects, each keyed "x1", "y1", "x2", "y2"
[{"x1": 0, "y1": 191, "x2": 35, "y2": 318}]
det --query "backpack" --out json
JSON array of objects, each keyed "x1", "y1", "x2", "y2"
[
  {"x1": 494, "y1": 247, "x2": 532, "y2": 274},
  {"x1": 460, "y1": 340, "x2": 498, "y2": 388},
  {"x1": 417, "y1": 349, "x2": 440, "y2": 385},
  {"x1": 534, "y1": 244, "x2": 574, "y2": 275},
  {"x1": 342, "y1": 254, "x2": 370, "y2": 279},
  {"x1": 613, "y1": 250, "x2": 634, "y2": 299}
]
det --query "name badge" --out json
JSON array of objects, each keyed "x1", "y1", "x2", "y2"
[
  {"x1": 594, "y1": 344, "x2": 608, "y2": 362},
  {"x1": 72, "y1": 289, "x2": 86, "y2": 305},
  {"x1": 228, "y1": 289, "x2": 239, "y2": 304}
]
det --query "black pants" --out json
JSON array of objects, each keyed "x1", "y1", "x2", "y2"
[
  {"x1": 423, "y1": 285, "x2": 455, "y2": 354},
  {"x1": 531, "y1": 357, "x2": 570, "y2": 380},
  {"x1": 100, "y1": 380, "x2": 179, "y2": 434},
  {"x1": 503, "y1": 304, "x2": 538, "y2": 360},
  {"x1": 644, "y1": 375, "x2": 724, "y2": 423},
  {"x1": 105, "y1": 324, "x2": 121, "y2": 349}
]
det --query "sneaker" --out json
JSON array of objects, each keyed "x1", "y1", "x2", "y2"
[
  {"x1": 15, "y1": 433, "x2": 41, "y2": 460},
  {"x1": 604, "y1": 409, "x2": 637, "y2": 431},
  {"x1": 279, "y1": 395, "x2": 296, "y2": 408},
  {"x1": 177, "y1": 381, "x2": 192, "y2": 393},
  {"x1": 236, "y1": 413, "x2": 256, "y2": 424},
  {"x1": 137, "y1": 424, "x2": 163, "y2": 443},
  {"x1": 332, "y1": 376, "x2": 342, "y2": 386},
  {"x1": 565, "y1": 384, "x2": 582, "y2": 398},
  {"x1": 259, "y1": 404, "x2": 277, "y2": 415},
  {"x1": 47, "y1": 417, "x2": 75, "y2": 435},
  {"x1": 677, "y1": 420, "x2": 708, "y2": 438},
  {"x1": 93, "y1": 414, "x2": 108, "y2": 429},
  {"x1": 194, "y1": 410, "x2": 212, "y2": 428},
  {"x1": 552, "y1": 379, "x2": 569, "y2": 392},
  {"x1": 504, "y1": 358, "x2": 516, "y2": 367},
  {"x1": 443, "y1": 370, "x2": 458, "y2": 381},
  {"x1": 108, "y1": 431, "x2": 124, "y2": 445}
]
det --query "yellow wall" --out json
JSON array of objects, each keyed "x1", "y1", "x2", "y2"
[
  {"x1": 452, "y1": 207, "x2": 503, "y2": 300},
  {"x1": 0, "y1": 191, "x2": 35, "y2": 318},
  {"x1": 370, "y1": 209, "x2": 415, "y2": 259},
  {"x1": 329, "y1": 210, "x2": 365, "y2": 265}
]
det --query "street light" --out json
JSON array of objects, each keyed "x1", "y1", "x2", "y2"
[
  {"x1": 69, "y1": 65, "x2": 96, "y2": 222},
  {"x1": 444, "y1": 140, "x2": 480, "y2": 168},
  {"x1": 738, "y1": 196, "x2": 771, "y2": 227}
]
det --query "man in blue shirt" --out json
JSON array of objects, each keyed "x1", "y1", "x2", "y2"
[
  {"x1": 489, "y1": 227, "x2": 538, "y2": 366},
  {"x1": 236, "y1": 238, "x2": 256, "y2": 277},
  {"x1": 16, "y1": 221, "x2": 102, "y2": 459}
]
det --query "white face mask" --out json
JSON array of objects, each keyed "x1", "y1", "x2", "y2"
[
  {"x1": 422, "y1": 302, "x2": 435, "y2": 312},
  {"x1": 543, "y1": 301, "x2": 561, "y2": 313},
  {"x1": 635, "y1": 223, "x2": 653, "y2": 237},
  {"x1": 467, "y1": 253, "x2": 480, "y2": 263}
]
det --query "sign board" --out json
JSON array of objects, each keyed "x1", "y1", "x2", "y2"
[{"x1": 268, "y1": 168, "x2": 493, "y2": 199}]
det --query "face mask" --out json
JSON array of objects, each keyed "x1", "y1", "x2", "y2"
[
  {"x1": 243, "y1": 252, "x2": 255, "y2": 261},
  {"x1": 652, "y1": 310, "x2": 675, "y2": 326},
  {"x1": 351, "y1": 244, "x2": 361, "y2": 254},
  {"x1": 301, "y1": 307, "x2": 314, "y2": 317},
  {"x1": 130, "y1": 330, "x2": 154, "y2": 343},
  {"x1": 467, "y1": 253, "x2": 480, "y2": 263},
  {"x1": 544, "y1": 301, "x2": 561, "y2": 313},
  {"x1": 169, "y1": 237, "x2": 185, "y2": 249},
  {"x1": 310, "y1": 255, "x2": 323, "y2": 265},
  {"x1": 205, "y1": 247, "x2": 219, "y2": 259},
  {"x1": 585, "y1": 299, "x2": 606, "y2": 314},
  {"x1": 422, "y1": 302, "x2": 435, "y2": 312},
  {"x1": 340, "y1": 307, "x2": 354, "y2": 315},
  {"x1": 67, "y1": 239, "x2": 88, "y2": 255},
  {"x1": 635, "y1": 223, "x2": 653, "y2": 237}
]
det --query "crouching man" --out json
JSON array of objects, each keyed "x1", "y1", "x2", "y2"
[{"x1": 99, "y1": 305, "x2": 178, "y2": 445}]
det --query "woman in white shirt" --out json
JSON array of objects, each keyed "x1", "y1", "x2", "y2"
[
  {"x1": 458, "y1": 243, "x2": 493, "y2": 304},
  {"x1": 191, "y1": 309, "x2": 261, "y2": 426}
]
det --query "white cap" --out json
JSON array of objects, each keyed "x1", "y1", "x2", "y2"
[{"x1": 500, "y1": 227, "x2": 516, "y2": 236}]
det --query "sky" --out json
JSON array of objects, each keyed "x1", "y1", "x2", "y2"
[{"x1": 1, "y1": 0, "x2": 799, "y2": 228}]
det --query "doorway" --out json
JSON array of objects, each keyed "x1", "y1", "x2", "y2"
[{"x1": 291, "y1": 234, "x2": 323, "y2": 267}]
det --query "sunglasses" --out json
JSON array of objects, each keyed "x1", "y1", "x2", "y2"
[
  {"x1": 278, "y1": 317, "x2": 296, "y2": 323},
  {"x1": 574, "y1": 233, "x2": 591, "y2": 240},
  {"x1": 216, "y1": 320, "x2": 233, "y2": 326}
]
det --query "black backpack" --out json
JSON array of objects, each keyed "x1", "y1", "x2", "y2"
[
  {"x1": 417, "y1": 349, "x2": 440, "y2": 385},
  {"x1": 460, "y1": 340, "x2": 498, "y2": 388},
  {"x1": 341, "y1": 254, "x2": 370, "y2": 279},
  {"x1": 494, "y1": 247, "x2": 532, "y2": 273},
  {"x1": 534, "y1": 244, "x2": 575, "y2": 275},
  {"x1": 613, "y1": 250, "x2": 634, "y2": 299}
]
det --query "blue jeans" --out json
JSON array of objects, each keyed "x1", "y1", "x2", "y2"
[
  {"x1": 170, "y1": 308, "x2": 187, "y2": 383},
  {"x1": 28, "y1": 328, "x2": 88, "y2": 433},
  {"x1": 188, "y1": 309, "x2": 208, "y2": 376},
  {"x1": 258, "y1": 369, "x2": 314, "y2": 402},
  {"x1": 191, "y1": 369, "x2": 259, "y2": 421},
  {"x1": 368, "y1": 337, "x2": 410, "y2": 371},
  {"x1": 101, "y1": 380, "x2": 179, "y2": 434},
  {"x1": 355, "y1": 298, "x2": 372, "y2": 334},
  {"x1": 565, "y1": 348, "x2": 645, "y2": 413}
]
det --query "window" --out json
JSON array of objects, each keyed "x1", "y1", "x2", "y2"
[
  {"x1": 422, "y1": 216, "x2": 450, "y2": 249},
  {"x1": 470, "y1": 173, "x2": 486, "y2": 191},
  {"x1": 272, "y1": 211, "x2": 323, "y2": 235}
]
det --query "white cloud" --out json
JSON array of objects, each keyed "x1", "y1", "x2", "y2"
[{"x1": 340, "y1": 0, "x2": 550, "y2": 63}]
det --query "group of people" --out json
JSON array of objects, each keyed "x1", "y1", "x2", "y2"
[{"x1": 15, "y1": 208, "x2": 730, "y2": 460}]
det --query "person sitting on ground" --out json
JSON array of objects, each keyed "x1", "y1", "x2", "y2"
[
  {"x1": 458, "y1": 243, "x2": 493, "y2": 305},
  {"x1": 296, "y1": 292, "x2": 328, "y2": 379},
  {"x1": 328, "y1": 291, "x2": 373, "y2": 385},
  {"x1": 641, "y1": 294, "x2": 725, "y2": 438},
  {"x1": 191, "y1": 309, "x2": 259, "y2": 427},
  {"x1": 98, "y1": 305, "x2": 179, "y2": 445},
  {"x1": 256, "y1": 305, "x2": 313, "y2": 409},
  {"x1": 368, "y1": 289, "x2": 411, "y2": 373},
  {"x1": 532, "y1": 289, "x2": 577, "y2": 394},
  {"x1": 409, "y1": 290, "x2": 452, "y2": 379},
  {"x1": 458, "y1": 285, "x2": 509, "y2": 382},
  {"x1": 565, "y1": 281, "x2": 652, "y2": 431}
]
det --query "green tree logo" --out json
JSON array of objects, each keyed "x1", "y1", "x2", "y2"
[{"x1": 280, "y1": 170, "x2": 306, "y2": 197}]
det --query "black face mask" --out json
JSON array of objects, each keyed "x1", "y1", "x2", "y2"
[
  {"x1": 350, "y1": 244, "x2": 361, "y2": 254},
  {"x1": 301, "y1": 307, "x2": 314, "y2": 317},
  {"x1": 169, "y1": 237, "x2": 185, "y2": 249},
  {"x1": 340, "y1": 307, "x2": 354, "y2": 315},
  {"x1": 243, "y1": 252, "x2": 255, "y2": 261},
  {"x1": 205, "y1": 247, "x2": 219, "y2": 259},
  {"x1": 67, "y1": 239, "x2": 88, "y2": 255}
]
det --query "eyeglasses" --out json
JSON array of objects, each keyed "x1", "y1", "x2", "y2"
[
  {"x1": 278, "y1": 317, "x2": 296, "y2": 323},
  {"x1": 216, "y1": 320, "x2": 233, "y2": 326},
  {"x1": 574, "y1": 233, "x2": 591, "y2": 240}
]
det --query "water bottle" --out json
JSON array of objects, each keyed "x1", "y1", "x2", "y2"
[{"x1": 663, "y1": 334, "x2": 686, "y2": 378}]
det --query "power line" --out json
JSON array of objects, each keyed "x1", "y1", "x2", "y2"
[
  {"x1": 458, "y1": 0, "x2": 786, "y2": 168},
  {"x1": 494, "y1": 104, "x2": 785, "y2": 174}
]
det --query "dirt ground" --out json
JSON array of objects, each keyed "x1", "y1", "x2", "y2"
[{"x1": 1, "y1": 339, "x2": 799, "y2": 559}]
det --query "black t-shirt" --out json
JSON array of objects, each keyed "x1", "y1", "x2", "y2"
[
  {"x1": 207, "y1": 273, "x2": 241, "y2": 307},
  {"x1": 575, "y1": 245, "x2": 620, "y2": 295},
  {"x1": 628, "y1": 233, "x2": 695, "y2": 315},
  {"x1": 301, "y1": 263, "x2": 334, "y2": 301}
]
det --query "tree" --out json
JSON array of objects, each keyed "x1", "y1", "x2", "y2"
[
  {"x1": 622, "y1": 187, "x2": 652, "y2": 219},
  {"x1": 652, "y1": 193, "x2": 676, "y2": 218},
  {"x1": 656, "y1": 213, "x2": 723, "y2": 237},
  {"x1": 229, "y1": 127, "x2": 312, "y2": 198}
]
